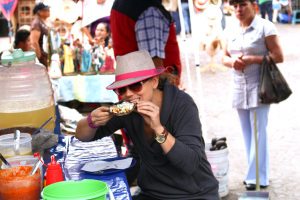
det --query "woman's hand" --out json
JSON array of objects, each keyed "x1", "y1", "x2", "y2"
[
  {"x1": 89, "y1": 106, "x2": 112, "y2": 127},
  {"x1": 232, "y1": 56, "x2": 246, "y2": 71},
  {"x1": 76, "y1": 106, "x2": 112, "y2": 142},
  {"x1": 136, "y1": 101, "x2": 162, "y2": 133}
]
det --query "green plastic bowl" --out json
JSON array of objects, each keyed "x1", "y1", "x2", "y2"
[{"x1": 42, "y1": 179, "x2": 108, "y2": 200}]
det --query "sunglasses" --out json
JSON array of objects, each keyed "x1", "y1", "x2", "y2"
[{"x1": 114, "y1": 78, "x2": 151, "y2": 96}]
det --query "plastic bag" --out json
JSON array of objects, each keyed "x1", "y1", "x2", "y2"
[{"x1": 259, "y1": 55, "x2": 292, "y2": 104}]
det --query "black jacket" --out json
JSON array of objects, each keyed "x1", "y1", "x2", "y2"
[{"x1": 94, "y1": 82, "x2": 219, "y2": 199}]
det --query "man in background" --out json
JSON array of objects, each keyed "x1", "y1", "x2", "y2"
[
  {"x1": 110, "y1": 0, "x2": 182, "y2": 86},
  {"x1": 14, "y1": 29, "x2": 31, "y2": 51},
  {"x1": 181, "y1": 0, "x2": 191, "y2": 34},
  {"x1": 258, "y1": 0, "x2": 273, "y2": 21}
]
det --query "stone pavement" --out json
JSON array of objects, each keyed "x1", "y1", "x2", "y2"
[{"x1": 179, "y1": 23, "x2": 300, "y2": 200}]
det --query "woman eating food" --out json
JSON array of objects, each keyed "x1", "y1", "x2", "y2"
[{"x1": 76, "y1": 50, "x2": 219, "y2": 200}]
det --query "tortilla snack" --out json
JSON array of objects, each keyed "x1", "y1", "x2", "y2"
[{"x1": 109, "y1": 101, "x2": 135, "y2": 116}]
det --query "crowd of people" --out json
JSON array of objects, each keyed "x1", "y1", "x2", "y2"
[{"x1": 8, "y1": 2, "x2": 116, "y2": 76}]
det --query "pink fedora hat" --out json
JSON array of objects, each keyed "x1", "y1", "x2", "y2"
[{"x1": 106, "y1": 50, "x2": 165, "y2": 90}]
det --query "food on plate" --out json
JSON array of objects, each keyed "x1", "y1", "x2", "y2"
[{"x1": 109, "y1": 101, "x2": 135, "y2": 116}]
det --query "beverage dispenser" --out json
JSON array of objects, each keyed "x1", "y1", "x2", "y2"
[{"x1": 0, "y1": 49, "x2": 55, "y2": 132}]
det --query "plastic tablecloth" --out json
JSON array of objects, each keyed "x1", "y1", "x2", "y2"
[
  {"x1": 46, "y1": 135, "x2": 132, "y2": 200},
  {"x1": 51, "y1": 74, "x2": 118, "y2": 103}
]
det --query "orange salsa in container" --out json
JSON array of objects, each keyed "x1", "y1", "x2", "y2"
[{"x1": 0, "y1": 166, "x2": 41, "y2": 200}]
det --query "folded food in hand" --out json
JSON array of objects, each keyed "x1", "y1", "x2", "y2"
[{"x1": 109, "y1": 101, "x2": 135, "y2": 116}]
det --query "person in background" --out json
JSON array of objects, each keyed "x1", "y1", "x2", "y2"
[
  {"x1": 14, "y1": 29, "x2": 32, "y2": 52},
  {"x1": 81, "y1": 17, "x2": 110, "y2": 46},
  {"x1": 222, "y1": 0, "x2": 283, "y2": 191},
  {"x1": 110, "y1": 0, "x2": 182, "y2": 87},
  {"x1": 162, "y1": 0, "x2": 181, "y2": 35},
  {"x1": 258, "y1": 0, "x2": 273, "y2": 21},
  {"x1": 76, "y1": 50, "x2": 219, "y2": 200},
  {"x1": 30, "y1": 2, "x2": 50, "y2": 67},
  {"x1": 80, "y1": 0, "x2": 113, "y2": 45},
  {"x1": 92, "y1": 22, "x2": 111, "y2": 72},
  {"x1": 0, "y1": 28, "x2": 32, "y2": 60},
  {"x1": 94, "y1": 22, "x2": 110, "y2": 47},
  {"x1": 101, "y1": 37, "x2": 116, "y2": 73},
  {"x1": 181, "y1": 0, "x2": 192, "y2": 34}
]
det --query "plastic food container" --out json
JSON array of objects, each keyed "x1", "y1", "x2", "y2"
[
  {"x1": 1, "y1": 155, "x2": 44, "y2": 189},
  {"x1": 1, "y1": 155, "x2": 38, "y2": 168},
  {"x1": 1, "y1": 155, "x2": 40, "y2": 172},
  {"x1": 42, "y1": 179, "x2": 109, "y2": 200},
  {"x1": 0, "y1": 166, "x2": 41, "y2": 200},
  {"x1": 0, "y1": 133, "x2": 32, "y2": 158}
]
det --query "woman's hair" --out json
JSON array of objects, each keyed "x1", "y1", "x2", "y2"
[
  {"x1": 100, "y1": 22, "x2": 110, "y2": 47},
  {"x1": 157, "y1": 65, "x2": 180, "y2": 90},
  {"x1": 158, "y1": 72, "x2": 180, "y2": 90},
  {"x1": 14, "y1": 29, "x2": 30, "y2": 49},
  {"x1": 229, "y1": 0, "x2": 256, "y2": 5},
  {"x1": 101, "y1": 22, "x2": 110, "y2": 35}
]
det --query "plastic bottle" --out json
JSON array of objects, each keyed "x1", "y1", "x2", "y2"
[{"x1": 45, "y1": 155, "x2": 64, "y2": 186}]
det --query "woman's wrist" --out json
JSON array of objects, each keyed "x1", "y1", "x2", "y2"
[
  {"x1": 154, "y1": 126, "x2": 169, "y2": 144},
  {"x1": 87, "y1": 113, "x2": 98, "y2": 129},
  {"x1": 154, "y1": 125, "x2": 165, "y2": 136}
]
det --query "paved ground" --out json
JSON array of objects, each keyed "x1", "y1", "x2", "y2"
[{"x1": 179, "y1": 23, "x2": 300, "y2": 199}]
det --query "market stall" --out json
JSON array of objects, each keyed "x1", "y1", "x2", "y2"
[
  {"x1": 52, "y1": 74, "x2": 118, "y2": 103},
  {"x1": 0, "y1": 0, "x2": 127, "y2": 197}
]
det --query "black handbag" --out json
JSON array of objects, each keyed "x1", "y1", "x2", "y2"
[{"x1": 259, "y1": 55, "x2": 292, "y2": 104}]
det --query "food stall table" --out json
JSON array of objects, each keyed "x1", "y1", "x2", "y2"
[
  {"x1": 51, "y1": 74, "x2": 118, "y2": 103},
  {"x1": 45, "y1": 134, "x2": 132, "y2": 200}
]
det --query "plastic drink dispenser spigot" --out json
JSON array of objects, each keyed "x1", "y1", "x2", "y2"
[{"x1": 45, "y1": 155, "x2": 64, "y2": 186}]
